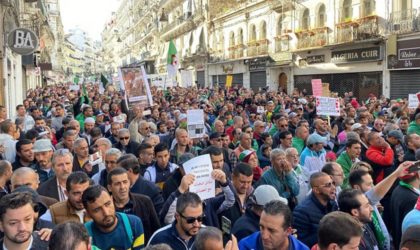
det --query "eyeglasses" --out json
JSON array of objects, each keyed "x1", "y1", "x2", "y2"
[
  {"x1": 143, "y1": 127, "x2": 150, "y2": 130},
  {"x1": 119, "y1": 137, "x2": 130, "y2": 140},
  {"x1": 179, "y1": 213, "x2": 205, "y2": 224},
  {"x1": 315, "y1": 181, "x2": 336, "y2": 188}
]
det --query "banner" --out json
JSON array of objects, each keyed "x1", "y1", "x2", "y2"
[
  {"x1": 180, "y1": 70, "x2": 193, "y2": 88},
  {"x1": 226, "y1": 75, "x2": 233, "y2": 88},
  {"x1": 311, "y1": 79, "x2": 322, "y2": 97},
  {"x1": 187, "y1": 109, "x2": 205, "y2": 138},
  {"x1": 118, "y1": 66, "x2": 153, "y2": 107},
  {"x1": 182, "y1": 154, "x2": 215, "y2": 200},
  {"x1": 316, "y1": 97, "x2": 340, "y2": 116},
  {"x1": 408, "y1": 93, "x2": 420, "y2": 109}
]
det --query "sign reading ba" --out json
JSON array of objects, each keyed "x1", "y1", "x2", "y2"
[{"x1": 7, "y1": 28, "x2": 39, "y2": 55}]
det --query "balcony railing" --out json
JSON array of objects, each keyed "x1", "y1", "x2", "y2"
[
  {"x1": 296, "y1": 27, "x2": 329, "y2": 49},
  {"x1": 274, "y1": 36, "x2": 290, "y2": 52},
  {"x1": 236, "y1": 44, "x2": 245, "y2": 58},
  {"x1": 388, "y1": 9, "x2": 420, "y2": 34},
  {"x1": 247, "y1": 41, "x2": 258, "y2": 57},
  {"x1": 335, "y1": 15, "x2": 382, "y2": 43},
  {"x1": 257, "y1": 39, "x2": 269, "y2": 55},
  {"x1": 228, "y1": 46, "x2": 236, "y2": 59}
]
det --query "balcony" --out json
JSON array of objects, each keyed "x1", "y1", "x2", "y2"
[
  {"x1": 235, "y1": 44, "x2": 245, "y2": 58},
  {"x1": 228, "y1": 46, "x2": 236, "y2": 59},
  {"x1": 160, "y1": 10, "x2": 204, "y2": 41},
  {"x1": 274, "y1": 35, "x2": 291, "y2": 52},
  {"x1": 388, "y1": 9, "x2": 420, "y2": 34},
  {"x1": 257, "y1": 39, "x2": 269, "y2": 55},
  {"x1": 295, "y1": 27, "x2": 329, "y2": 49},
  {"x1": 247, "y1": 41, "x2": 258, "y2": 57},
  {"x1": 335, "y1": 15, "x2": 383, "y2": 44},
  {"x1": 268, "y1": 0, "x2": 295, "y2": 13}
]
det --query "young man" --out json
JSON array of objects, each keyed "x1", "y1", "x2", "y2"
[
  {"x1": 336, "y1": 139, "x2": 361, "y2": 188},
  {"x1": 0, "y1": 192, "x2": 49, "y2": 249},
  {"x1": 144, "y1": 143, "x2": 178, "y2": 189},
  {"x1": 32, "y1": 139, "x2": 55, "y2": 183},
  {"x1": 12, "y1": 139, "x2": 35, "y2": 170},
  {"x1": 83, "y1": 185, "x2": 145, "y2": 250},
  {"x1": 239, "y1": 200, "x2": 308, "y2": 250}
]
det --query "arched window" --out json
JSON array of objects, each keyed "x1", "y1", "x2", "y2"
[
  {"x1": 302, "y1": 8, "x2": 310, "y2": 30},
  {"x1": 229, "y1": 32, "x2": 235, "y2": 47},
  {"x1": 277, "y1": 16, "x2": 283, "y2": 36},
  {"x1": 237, "y1": 28, "x2": 243, "y2": 44},
  {"x1": 362, "y1": 0, "x2": 375, "y2": 17},
  {"x1": 249, "y1": 24, "x2": 256, "y2": 41},
  {"x1": 260, "y1": 21, "x2": 267, "y2": 40},
  {"x1": 342, "y1": 0, "x2": 352, "y2": 21},
  {"x1": 317, "y1": 4, "x2": 326, "y2": 27}
]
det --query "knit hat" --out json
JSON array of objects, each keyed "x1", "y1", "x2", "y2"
[
  {"x1": 33, "y1": 139, "x2": 54, "y2": 153},
  {"x1": 326, "y1": 151, "x2": 337, "y2": 161},
  {"x1": 239, "y1": 150, "x2": 256, "y2": 163},
  {"x1": 350, "y1": 99, "x2": 359, "y2": 109}
]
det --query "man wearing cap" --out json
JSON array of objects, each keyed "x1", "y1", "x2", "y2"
[
  {"x1": 288, "y1": 112, "x2": 300, "y2": 136},
  {"x1": 82, "y1": 117, "x2": 95, "y2": 145},
  {"x1": 33, "y1": 139, "x2": 55, "y2": 183},
  {"x1": 300, "y1": 134, "x2": 327, "y2": 175},
  {"x1": 75, "y1": 105, "x2": 95, "y2": 133},
  {"x1": 336, "y1": 139, "x2": 361, "y2": 188},
  {"x1": 400, "y1": 225, "x2": 420, "y2": 250},
  {"x1": 402, "y1": 196, "x2": 420, "y2": 234},
  {"x1": 232, "y1": 185, "x2": 287, "y2": 241},
  {"x1": 386, "y1": 129, "x2": 407, "y2": 166}
]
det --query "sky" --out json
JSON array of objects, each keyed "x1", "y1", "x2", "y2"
[{"x1": 60, "y1": 0, "x2": 121, "y2": 41}]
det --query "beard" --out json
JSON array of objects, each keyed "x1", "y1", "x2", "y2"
[
  {"x1": 8, "y1": 231, "x2": 32, "y2": 244},
  {"x1": 101, "y1": 215, "x2": 116, "y2": 228}
]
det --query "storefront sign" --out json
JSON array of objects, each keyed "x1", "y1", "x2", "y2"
[
  {"x1": 306, "y1": 55, "x2": 325, "y2": 64},
  {"x1": 388, "y1": 39, "x2": 420, "y2": 69},
  {"x1": 249, "y1": 59, "x2": 268, "y2": 71},
  {"x1": 7, "y1": 28, "x2": 39, "y2": 55},
  {"x1": 331, "y1": 47, "x2": 381, "y2": 64}
]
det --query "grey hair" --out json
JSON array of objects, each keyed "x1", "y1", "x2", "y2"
[
  {"x1": 118, "y1": 128, "x2": 129, "y2": 136},
  {"x1": 270, "y1": 148, "x2": 286, "y2": 161},
  {"x1": 193, "y1": 227, "x2": 222, "y2": 250},
  {"x1": 138, "y1": 120, "x2": 148, "y2": 128},
  {"x1": 73, "y1": 138, "x2": 88, "y2": 148},
  {"x1": 95, "y1": 138, "x2": 112, "y2": 148},
  {"x1": 285, "y1": 147, "x2": 298, "y2": 156},
  {"x1": 105, "y1": 148, "x2": 122, "y2": 158},
  {"x1": 11, "y1": 167, "x2": 39, "y2": 187},
  {"x1": 52, "y1": 149, "x2": 74, "y2": 165}
]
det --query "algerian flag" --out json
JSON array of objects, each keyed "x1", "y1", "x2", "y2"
[
  {"x1": 100, "y1": 74, "x2": 108, "y2": 94},
  {"x1": 74, "y1": 76, "x2": 79, "y2": 84},
  {"x1": 167, "y1": 40, "x2": 178, "y2": 80}
]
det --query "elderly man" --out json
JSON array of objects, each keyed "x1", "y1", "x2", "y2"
[
  {"x1": 82, "y1": 117, "x2": 95, "y2": 144},
  {"x1": 234, "y1": 132, "x2": 253, "y2": 158},
  {"x1": 38, "y1": 149, "x2": 73, "y2": 201},
  {"x1": 92, "y1": 148, "x2": 122, "y2": 187},
  {"x1": 113, "y1": 128, "x2": 140, "y2": 155},
  {"x1": 134, "y1": 120, "x2": 151, "y2": 144},
  {"x1": 72, "y1": 138, "x2": 98, "y2": 177},
  {"x1": 33, "y1": 139, "x2": 55, "y2": 183}
]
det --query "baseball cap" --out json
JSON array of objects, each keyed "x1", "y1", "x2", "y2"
[
  {"x1": 179, "y1": 113, "x2": 187, "y2": 121},
  {"x1": 251, "y1": 185, "x2": 288, "y2": 206},
  {"x1": 33, "y1": 139, "x2": 54, "y2": 153},
  {"x1": 400, "y1": 225, "x2": 420, "y2": 248},
  {"x1": 238, "y1": 150, "x2": 255, "y2": 163},
  {"x1": 351, "y1": 123, "x2": 363, "y2": 131},
  {"x1": 307, "y1": 134, "x2": 327, "y2": 145},
  {"x1": 288, "y1": 112, "x2": 298, "y2": 119}
]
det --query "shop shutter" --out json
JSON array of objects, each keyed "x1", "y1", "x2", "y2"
[
  {"x1": 232, "y1": 73, "x2": 244, "y2": 87},
  {"x1": 390, "y1": 70, "x2": 420, "y2": 99},
  {"x1": 196, "y1": 71, "x2": 205, "y2": 88},
  {"x1": 250, "y1": 71, "x2": 267, "y2": 91}
]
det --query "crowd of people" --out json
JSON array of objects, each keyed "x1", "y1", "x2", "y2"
[{"x1": 0, "y1": 82, "x2": 419, "y2": 250}]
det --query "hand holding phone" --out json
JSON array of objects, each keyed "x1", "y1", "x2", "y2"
[{"x1": 408, "y1": 161, "x2": 420, "y2": 173}]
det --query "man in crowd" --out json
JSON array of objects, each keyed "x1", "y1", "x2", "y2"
[
  {"x1": 0, "y1": 160, "x2": 12, "y2": 199},
  {"x1": 300, "y1": 134, "x2": 327, "y2": 176},
  {"x1": 32, "y1": 139, "x2": 55, "y2": 183},
  {"x1": 114, "y1": 128, "x2": 140, "y2": 155},
  {"x1": 0, "y1": 120, "x2": 19, "y2": 163},
  {"x1": 12, "y1": 139, "x2": 34, "y2": 170},
  {"x1": 292, "y1": 125, "x2": 309, "y2": 155},
  {"x1": 365, "y1": 131, "x2": 394, "y2": 183},
  {"x1": 92, "y1": 148, "x2": 122, "y2": 187},
  {"x1": 169, "y1": 128, "x2": 197, "y2": 164},
  {"x1": 404, "y1": 133, "x2": 420, "y2": 161},
  {"x1": 107, "y1": 122, "x2": 122, "y2": 144},
  {"x1": 15, "y1": 104, "x2": 34, "y2": 132},
  {"x1": 336, "y1": 139, "x2": 361, "y2": 188},
  {"x1": 144, "y1": 143, "x2": 178, "y2": 189},
  {"x1": 137, "y1": 143, "x2": 155, "y2": 176}
]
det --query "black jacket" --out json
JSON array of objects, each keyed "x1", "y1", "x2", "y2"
[
  {"x1": 231, "y1": 208, "x2": 260, "y2": 241},
  {"x1": 130, "y1": 175, "x2": 164, "y2": 214},
  {"x1": 113, "y1": 140, "x2": 140, "y2": 155},
  {"x1": 0, "y1": 233, "x2": 48, "y2": 250},
  {"x1": 72, "y1": 155, "x2": 99, "y2": 178},
  {"x1": 162, "y1": 168, "x2": 183, "y2": 200},
  {"x1": 37, "y1": 177, "x2": 60, "y2": 201}
]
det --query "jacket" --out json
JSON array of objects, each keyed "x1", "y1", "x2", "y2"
[
  {"x1": 0, "y1": 233, "x2": 48, "y2": 250},
  {"x1": 292, "y1": 193, "x2": 338, "y2": 248},
  {"x1": 169, "y1": 144, "x2": 198, "y2": 165},
  {"x1": 292, "y1": 137, "x2": 305, "y2": 155},
  {"x1": 148, "y1": 222, "x2": 197, "y2": 250},
  {"x1": 231, "y1": 208, "x2": 260, "y2": 241},
  {"x1": 407, "y1": 121, "x2": 420, "y2": 135},
  {"x1": 336, "y1": 151, "x2": 356, "y2": 188},
  {"x1": 365, "y1": 146, "x2": 394, "y2": 183},
  {"x1": 258, "y1": 168, "x2": 300, "y2": 200},
  {"x1": 130, "y1": 175, "x2": 165, "y2": 214},
  {"x1": 37, "y1": 177, "x2": 60, "y2": 201},
  {"x1": 50, "y1": 200, "x2": 91, "y2": 224},
  {"x1": 239, "y1": 231, "x2": 310, "y2": 250},
  {"x1": 300, "y1": 147, "x2": 326, "y2": 176},
  {"x1": 33, "y1": 163, "x2": 55, "y2": 184}
]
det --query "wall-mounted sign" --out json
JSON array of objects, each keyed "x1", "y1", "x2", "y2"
[
  {"x1": 249, "y1": 59, "x2": 268, "y2": 71},
  {"x1": 306, "y1": 55, "x2": 325, "y2": 64},
  {"x1": 7, "y1": 28, "x2": 39, "y2": 55},
  {"x1": 331, "y1": 46, "x2": 381, "y2": 64},
  {"x1": 388, "y1": 38, "x2": 420, "y2": 69}
]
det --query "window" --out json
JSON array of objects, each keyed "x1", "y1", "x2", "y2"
[
  {"x1": 302, "y1": 8, "x2": 310, "y2": 30},
  {"x1": 277, "y1": 16, "x2": 284, "y2": 36},
  {"x1": 229, "y1": 32, "x2": 235, "y2": 47},
  {"x1": 249, "y1": 24, "x2": 256, "y2": 41},
  {"x1": 260, "y1": 21, "x2": 267, "y2": 40},
  {"x1": 362, "y1": 0, "x2": 375, "y2": 17},
  {"x1": 342, "y1": 0, "x2": 352, "y2": 21},
  {"x1": 317, "y1": 4, "x2": 326, "y2": 27},
  {"x1": 237, "y1": 28, "x2": 243, "y2": 44}
]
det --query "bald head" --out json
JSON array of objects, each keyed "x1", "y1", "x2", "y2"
[{"x1": 11, "y1": 167, "x2": 40, "y2": 191}]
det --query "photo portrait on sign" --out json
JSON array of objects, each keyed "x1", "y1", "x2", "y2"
[{"x1": 119, "y1": 66, "x2": 153, "y2": 107}]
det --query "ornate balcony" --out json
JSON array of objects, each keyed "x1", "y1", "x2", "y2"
[
  {"x1": 274, "y1": 35, "x2": 291, "y2": 52},
  {"x1": 247, "y1": 41, "x2": 258, "y2": 57},
  {"x1": 388, "y1": 9, "x2": 420, "y2": 34},
  {"x1": 228, "y1": 46, "x2": 236, "y2": 59},
  {"x1": 235, "y1": 44, "x2": 245, "y2": 58},
  {"x1": 336, "y1": 20, "x2": 359, "y2": 43},
  {"x1": 295, "y1": 27, "x2": 329, "y2": 49},
  {"x1": 160, "y1": 10, "x2": 204, "y2": 41},
  {"x1": 335, "y1": 15, "x2": 383, "y2": 44},
  {"x1": 257, "y1": 39, "x2": 269, "y2": 55},
  {"x1": 268, "y1": 0, "x2": 295, "y2": 13}
]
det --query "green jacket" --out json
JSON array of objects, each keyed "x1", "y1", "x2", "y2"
[
  {"x1": 336, "y1": 151, "x2": 353, "y2": 189},
  {"x1": 292, "y1": 137, "x2": 305, "y2": 155},
  {"x1": 407, "y1": 121, "x2": 420, "y2": 135}
]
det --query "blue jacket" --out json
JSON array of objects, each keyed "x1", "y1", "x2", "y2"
[
  {"x1": 292, "y1": 193, "x2": 338, "y2": 248},
  {"x1": 239, "y1": 231, "x2": 309, "y2": 250},
  {"x1": 148, "y1": 221, "x2": 197, "y2": 250}
]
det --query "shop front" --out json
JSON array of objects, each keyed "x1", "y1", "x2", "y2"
[
  {"x1": 388, "y1": 37, "x2": 420, "y2": 99},
  {"x1": 208, "y1": 60, "x2": 246, "y2": 89},
  {"x1": 293, "y1": 46, "x2": 385, "y2": 100}
]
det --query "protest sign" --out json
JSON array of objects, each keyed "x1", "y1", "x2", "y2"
[
  {"x1": 118, "y1": 66, "x2": 153, "y2": 107},
  {"x1": 69, "y1": 85, "x2": 80, "y2": 91},
  {"x1": 322, "y1": 83, "x2": 330, "y2": 97},
  {"x1": 226, "y1": 75, "x2": 233, "y2": 88},
  {"x1": 311, "y1": 79, "x2": 322, "y2": 97},
  {"x1": 408, "y1": 93, "x2": 420, "y2": 108},
  {"x1": 181, "y1": 70, "x2": 193, "y2": 88},
  {"x1": 316, "y1": 97, "x2": 340, "y2": 116},
  {"x1": 182, "y1": 154, "x2": 215, "y2": 200},
  {"x1": 187, "y1": 109, "x2": 205, "y2": 138}
]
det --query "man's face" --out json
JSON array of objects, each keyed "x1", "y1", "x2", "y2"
[
  {"x1": 280, "y1": 134, "x2": 293, "y2": 148},
  {"x1": 347, "y1": 143, "x2": 361, "y2": 159},
  {"x1": 18, "y1": 144, "x2": 34, "y2": 162},
  {"x1": 118, "y1": 132, "x2": 130, "y2": 146},
  {"x1": 75, "y1": 140, "x2": 89, "y2": 158},
  {"x1": 315, "y1": 120, "x2": 328, "y2": 133},
  {"x1": 11, "y1": 173, "x2": 39, "y2": 191},
  {"x1": 158, "y1": 124, "x2": 167, "y2": 133},
  {"x1": 210, "y1": 154, "x2": 224, "y2": 170},
  {"x1": 67, "y1": 182, "x2": 90, "y2": 210},
  {"x1": 286, "y1": 149, "x2": 299, "y2": 166},
  {"x1": 35, "y1": 119, "x2": 46, "y2": 128},
  {"x1": 108, "y1": 174, "x2": 130, "y2": 202},
  {"x1": 0, "y1": 108, "x2": 7, "y2": 119},
  {"x1": 254, "y1": 123, "x2": 265, "y2": 134},
  {"x1": 86, "y1": 191, "x2": 117, "y2": 229},
  {"x1": 53, "y1": 155, "x2": 73, "y2": 181},
  {"x1": 176, "y1": 205, "x2": 203, "y2": 237},
  {"x1": 35, "y1": 150, "x2": 53, "y2": 168},
  {"x1": 139, "y1": 123, "x2": 151, "y2": 137},
  {"x1": 272, "y1": 154, "x2": 287, "y2": 169},
  {"x1": 221, "y1": 136, "x2": 230, "y2": 148},
  {"x1": 69, "y1": 121, "x2": 81, "y2": 134},
  {"x1": 111, "y1": 124, "x2": 120, "y2": 136},
  {"x1": 139, "y1": 147, "x2": 154, "y2": 165},
  {"x1": 369, "y1": 133, "x2": 385, "y2": 148},
  {"x1": 155, "y1": 150, "x2": 169, "y2": 168},
  {"x1": 355, "y1": 194, "x2": 373, "y2": 224},
  {"x1": 277, "y1": 119, "x2": 288, "y2": 132},
  {"x1": 356, "y1": 174, "x2": 374, "y2": 193},
  {"x1": 64, "y1": 134, "x2": 76, "y2": 150},
  {"x1": 214, "y1": 121, "x2": 224, "y2": 133},
  {"x1": 373, "y1": 119, "x2": 385, "y2": 132},
  {"x1": 210, "y1": 137, "x2": 222, "y2": 148},
  {"x1": 105, "y1": 154, "x2": 118, "y2": 172},
  {"x1": 399, "y1": 119, "x2": 409, "y2": 130},
  {"x1": 240, "y1": 133, "x2": 252, "y2": 149},
  {"x1": 55, "y1": 106, "x2": 64, "y2": 116},
  {"x1": 408, "y1": 134, "x2": 420, "y2": 149},
  {"x1": 17, "y1": 106, "x2": 25, "y2": 116},
  {"x1": 313, "y1": 175, "x2": 336, "y2": 201},
  {"x1": 84, "y1": 122, "x2": 94, "y2": 133},
  {"x1": 259, "y1": 212, "x2": 290, "y2": 250},
  {"x1": 232, "y1": 173, "x2": 253, "y2": 195},
  {"x1": 177, "y1": 130, "x2": 189, "y2": 147},
  {"x1": 84, "y1": 108, "x2": 94, "y2": 117},
  {"x1": 331, "y1": 164, "x2": 344, "y2": 187},
  {"x1": 0, "y1": 204, "x2": 34, "y2": 245}
]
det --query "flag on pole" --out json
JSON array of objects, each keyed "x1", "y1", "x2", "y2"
[
  {"x1": 167, "y1": 40, "x2": 178, "y2": 80},
  {"x1": 100, "y1": 74, "x2": 108, "y2": 94}
]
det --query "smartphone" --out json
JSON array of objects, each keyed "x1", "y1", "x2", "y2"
[
  {"x1": 408, "y1": 161, "x2": 420, "y2": 173},
  {"x1": 221, "y1": 216, "x2": 232, "y2": 245}
]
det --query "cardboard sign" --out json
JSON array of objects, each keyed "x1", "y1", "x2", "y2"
[
  {"x1": 311, "y1": 79, "x2": 322, "y2": 97},
  {"x1": 316, "y1": 97, "x2": 340, "y2": 116},
  {"x1": 187, "y1": 109, "x2": 205, "y2": 138},
  {"x1": 182, "y1": 154, "x2": 215, "y2": 200},
  {"x1": 408, "y1": 93, "x2": 420, "y2": 109}
]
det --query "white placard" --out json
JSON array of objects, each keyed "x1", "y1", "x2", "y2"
[
  {"x1": 187, "y1": 109, "x2": 205, "y2": 138},
  {"x1": 316, "y1": 97, "x2": 340, "y2": 116},
  {"x1": 69, "y1": 85, "x2": 80, "y2": 91},
  {"x1": 182, "y1": 154, "x2": 215, "y2": 200},
  {"x1": 408, "y1": 94, "x2": 419, "y2": 109},
  {"x1": 181, "y1": 70, "x2": 193, "y2": 88}
]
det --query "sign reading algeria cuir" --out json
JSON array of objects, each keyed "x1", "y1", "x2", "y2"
[
  {"x1": 7, "y1": 28, "x2": 39, "y2": 55},
  {"x1": 331, "y1": 46, "x2": 381, "y2": 64}
]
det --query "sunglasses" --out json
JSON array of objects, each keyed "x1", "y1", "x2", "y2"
[
  {"x1": 119, "y1": 137, "x2": 130, "y2": 140},
  {"x1": 179, "y1": 213, "x2": 205, "y2": 224}
]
